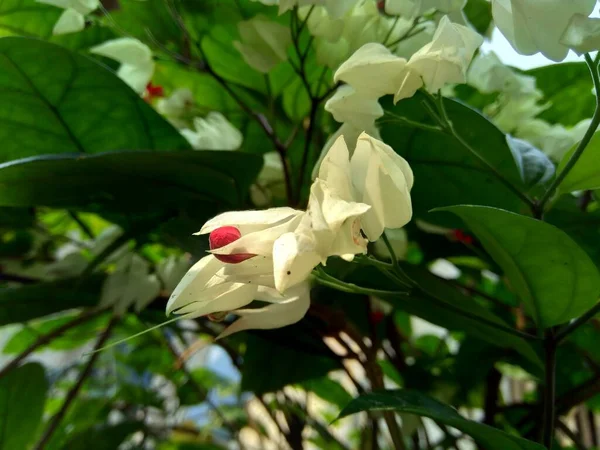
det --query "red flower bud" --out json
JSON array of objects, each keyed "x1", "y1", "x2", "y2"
[
  {"x1": 452, "y1": 229, "x2": 473, "y2": 245},
  {"x1": 209, "y1": 226, "x2": 256, "y2": 264},
  {"x1": 370, "y1": 310, "x2": 385, "y2": 324},
  {"x1": 144, "y1": 82, "x2": 164, "y2": 102}
]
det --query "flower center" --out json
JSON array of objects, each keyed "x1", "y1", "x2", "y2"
[{"x1": 209, "y1": 226, "x2": 256, "y2": 264}]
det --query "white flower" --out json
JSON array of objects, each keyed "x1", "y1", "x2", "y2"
[
  {"x1": 180, "y1": 112, "x2": 243, "y2": 151},
  {"x1": 324, "y1": 85, "x2": 384, "y2": 128},
  {"x1": 491, "y1": 95, "x2": 548, "y2": 134},
  {"x1": 491, "y1": 0, "x2": 596, "y2": 61},
  {"x1": 166, "y1": 253, "x2": 312, "y2": 338},
  {"x1": 467, "y1": 51, "x2": 538, "y2": 97},
  {"x1": 90, "y1": 38, "x2": 155, "y2": 93},
  {"x1": 395, "y1": 15, "x2": 483, "y2": 101},
  {"x1": 234, "y1": 15, "x2": 292, "y2": 73},
  {"x1": 156, "y1": 88, "x2": 195, "y2": 129},
  {"x1": 350, "y1": 132, "x2": 414, "y2": 240},
  {"x1": 37, "y1": 0, "x2": 98, "y2": 35}
]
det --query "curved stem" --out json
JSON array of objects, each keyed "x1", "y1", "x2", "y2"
[{"x1": 537, "y1": 53, "x2": 600, "y2": 213}]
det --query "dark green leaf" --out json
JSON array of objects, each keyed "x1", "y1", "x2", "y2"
[
  {"x1": 0, "y1": 36, "x2": 189, "y2": 164},
  {"x1": 241, "y1": 323, "x2": 340, "y2": 394},
  {"x1": 380, "y1": 95, "x2": 527, "y2": 226},
  {"x1": 0, "y1": 363, "x2": 48, "y2": 450},
  {"x1": 337, "y1": 390, "x2": 545, "y2": 450},
  {"x1": 0, "y1": 151, "x2": 262, "y2": 213},
  {"x1": 464, "y1": 0, "x2": 493, "y2": 34},
  {"x1": 557, "y1": 132, "x2": 600, "y2": 193},
  {"x1": 63, "y1": 421, "x2": 143, "y2": 450},
  {"x1": 506, "y1": 135, "x2": 555, "y2": 190},
  {"x1": 437, "y1": 205, "x2": 600, "y2": 328},
  {"x1": 0, "y1": 275, "x2": 103, "y2": 325},
  {"x1": 529, "y1": 62, "x2": 595, "y2": 127}
]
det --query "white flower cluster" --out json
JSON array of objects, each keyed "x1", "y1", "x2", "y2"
[{"x1": 166, "y1": 133, "x2": 413, "y2": 338}]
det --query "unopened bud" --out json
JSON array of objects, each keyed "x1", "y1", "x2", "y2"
[{"x1": 209, "y1": 226, "x2": 256, "y2": 264}]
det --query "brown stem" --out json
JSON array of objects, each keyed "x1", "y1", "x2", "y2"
[
  {"x1": 0, "y1": 308, "x2": 108, "y2": 380},
  {"x1": 33, "y1": 316, "x2": 118, "y2": 450}
]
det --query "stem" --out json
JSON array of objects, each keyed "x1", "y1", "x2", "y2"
[
  {"x1": 33, "y1": 316, "x2": 118, "y2": 450},
  {"x1": 297, "y1": 99, "x2": 319, "y2": 204},
  {"x1": 68, "y1": 211, "x2": 94, "y2": 239},
  {"x1": 0, "y1": 308, "x2": 108, "y2": 380},
  {"x1": 541, "y1": 330, "x2": 557, "y2": 449},
  {"x1": 555, "y1": 301, "x2": 600, "y2": 343},
  {"x1": 537, "y1": 54, "x2": 600, "y2": 213}
]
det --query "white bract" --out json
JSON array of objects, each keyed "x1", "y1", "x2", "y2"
[
  {"x1": 37, "y1": 0, "x2": 98, "y2": 35},
  {"x1": 180, "y1": 112, "x2": 243, "y2": 151},
  {"x1": 156, "y1": 89, "x2": 195, "y2": 129},
  {"x1": 90, "y1": 38, "x2": 155, "y2": 93},
  {"x1": 234, "y1": 15, "x2": 292, "y2": 73},
  {"x1": 468, "y1": 51, "x2": 538, "y2": 97},
  {"x1": 324, "y1": 85, "x2": 384, "y2": 128},
  {"x1": 561, "y1": 14, "x2": 600, "y2": 55},
  {"x1": 491, "y1": 0, "x2": 597, "y2": 61}
]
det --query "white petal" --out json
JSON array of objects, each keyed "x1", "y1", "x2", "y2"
[
  {"x1": 561, "y1": 14, "x2": 600, "y2": 54},
  {"x1": 199, "y1": 207, "x2": 302, "y2": 235},
  {"x1": 217, "y1": 282, "x2": 311, "y2": 338},
  {"x1": 90, "y1": 37, "x2": 153, "y2": 66},
  {"x1": 334, "y1": 43, "x2": 408, "y2": 98},
  {"x1": 393, "y1": 68, "x2": 423, "y2": 103},
  {"x1": 174, "y1": 282, "x2": 258, "y2": 320},
  {"x1": 52, "y1": 9, "x2": 85, "y2": 35},
  {"x1": 324, "y1": 85, "x2": 383, "y2": 128},
  {"x1": 273, "y1": 232, "x2": 321, "y2": 292},
  {"x1": 117, "y1": 61, "x2": 155, "y2": 93}
]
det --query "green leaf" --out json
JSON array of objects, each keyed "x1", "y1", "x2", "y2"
[
  {"x1": 63, "y1": 421, "x2": 143, "y2": 450},
  {"x1": 464, "y1": 0, "x2": 493, "y2": 34},
  {"x1": 529, "y1": 62, "x2": 595, "y2": 127},
  {"x1": 557, "y1": 132, "x2": 600, "y2": 193},
  {"x1": 506, "y1": 135, "x2": 555, "y2": 190},
  {"x1": 336, "y1": 390, "x2": 545, "y2": 450},
  {"x1": 0, "y1": 0, "x2": 60, "y2": 38},
  {"x1": 0, "y1": 275, "x2": 104, "y2": 326},
  {"x1": 0, "y1": 363, "x2": 48, "y2": 450},
  {"x1": 437, "y1": 205, "x2": 600, "y2": 328},
  {"x1": 0, "y1": 150, "x2": 262, "y2": 213},
  {"x1": 299, "y1": 377, "x2": 353, "y2": 410},
  {"x1": 241, "y1": 324, "x2": 340, "y2": 394},
  {"x1": 0, "y1": 36, "x2": 189, "y2": 164},
  {"x1": 380, "y1": 95, "x2": 527, "y2": 226}
]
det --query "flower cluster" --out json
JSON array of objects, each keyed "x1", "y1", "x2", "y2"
[{"x1": 166, "y1": 133, "x2": 413, "y2": 337}]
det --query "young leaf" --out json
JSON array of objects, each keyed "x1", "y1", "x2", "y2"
[
  {"x1": 336, "y1": 390, "x2": 545, "y2": 450},
  {"x1": 506, "y1": 135, "x2": 555, "y2": 190},
  {"x1": 437, "y1": 205, "x2": 600, "y2": 328},
  {"x1": 0, "y1": 363, "x2": 48, "y2": 450}
]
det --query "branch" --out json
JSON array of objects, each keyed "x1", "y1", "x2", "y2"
[
  {"x1": 0, "y1": 308, "x2": 108, "y2": 380},
  {"x1": 32, "y1": 316, "x2": 118, "y2": 450},
  {"x1": 555, "y1": 301, "x2": 600, "y2": 344}
]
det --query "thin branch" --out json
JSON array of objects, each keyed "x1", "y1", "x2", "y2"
[
  {"x1": 67, "y1": 211, "x2": 94, "y2": 239},
  {"x1": 33, "y1": 316, "x2": 118, "y2": 450},
  {"x1": 556, "y1": 301, "x2": 600, "y2": 344},
  {"x1": 537, "y1": 53, "x2": 600, "y2": 213},
  {"x1": 556, "y1": 419, "x2": 587, "y2": 450},
  {"x1": 0, "y1": 308, "x2": 108, "y2": 380},
  {"x1": 541, "y1": 329, "x2": 557, "y2": 448}
]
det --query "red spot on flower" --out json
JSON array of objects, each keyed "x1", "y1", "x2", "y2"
[
  {"x1": 370, "y1": 311, "x2": 385, "y2": 324},
  {"x1": 452, "y1": 229, "x2": 473, "y2": 245},
  {"x1": 209, "y1": 226, "x2": 256, "y2": 264},
  {"x1": 144, "y1": 82, "x2": 164, "y2": 102}
]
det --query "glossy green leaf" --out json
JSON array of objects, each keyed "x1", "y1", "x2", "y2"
[
  {"x1": 0, "y1": 0, "x2": 59, "y2": 38},
  {"x1": 557, "y1": 132, "x2": 600, "y2": 193},
  {"x1": 0, "y1": 36, "x2": 189, "y2": 164},
  {"x1": 529, "y1": 62, "x2": 595, "y2": 127},
  {"x1": 438, "y1": 205, "x2": 600, "y2": 328},
  {"x1": 0, "y1": 275, "x2": 104, "y2": 326},
  {"x1": 337, "y1": 390, "x2": 545, "y2": 450},
  {"x1": 0, "y1": 150, "x2": 262, "y2": 212},
  {"x1": 380, "y1": 95, "x2": 528, "y2": 226},
  {"x1": 0, "y1": 363, "x2": 48, "y2": 450}
]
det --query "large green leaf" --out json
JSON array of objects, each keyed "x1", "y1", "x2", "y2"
[
  {"x1": 557, "y1": 132, "x2": 600, "y2": 194},
  {"x1": 0, "y1": 363, "x2": 48, "y2": 450},
  {"x1": 0, "y1": 150, "x2": 262, "y2": 212},
  {"x1": 380, "y1": 95, "x2": 528, "y2": 226},
  {"x1": 63, "y1": 422, "x2": 144, "y2": 450},
  {"x1": 337, "y1": 390, "x2": 545, "y2": 450},
  {"x1": 438, "y1": 205, "x2": 600, "y2": 328},
  {"x1": 0, "y1": 275, "x2": 104, "y2": 325},
  {"x1": 0, "y1": 36, "x2": 189, "y2": 164},
  {"x1": 529, "y1": 62, "x2": 595, "y2": 127},
  {"x1": 0, "y1": 0, "x2": 59, "y2": 38}
]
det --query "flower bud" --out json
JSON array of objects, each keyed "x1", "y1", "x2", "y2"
[{"x1": 209, "y1": 226, "x2": 256, "y2": 264}]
